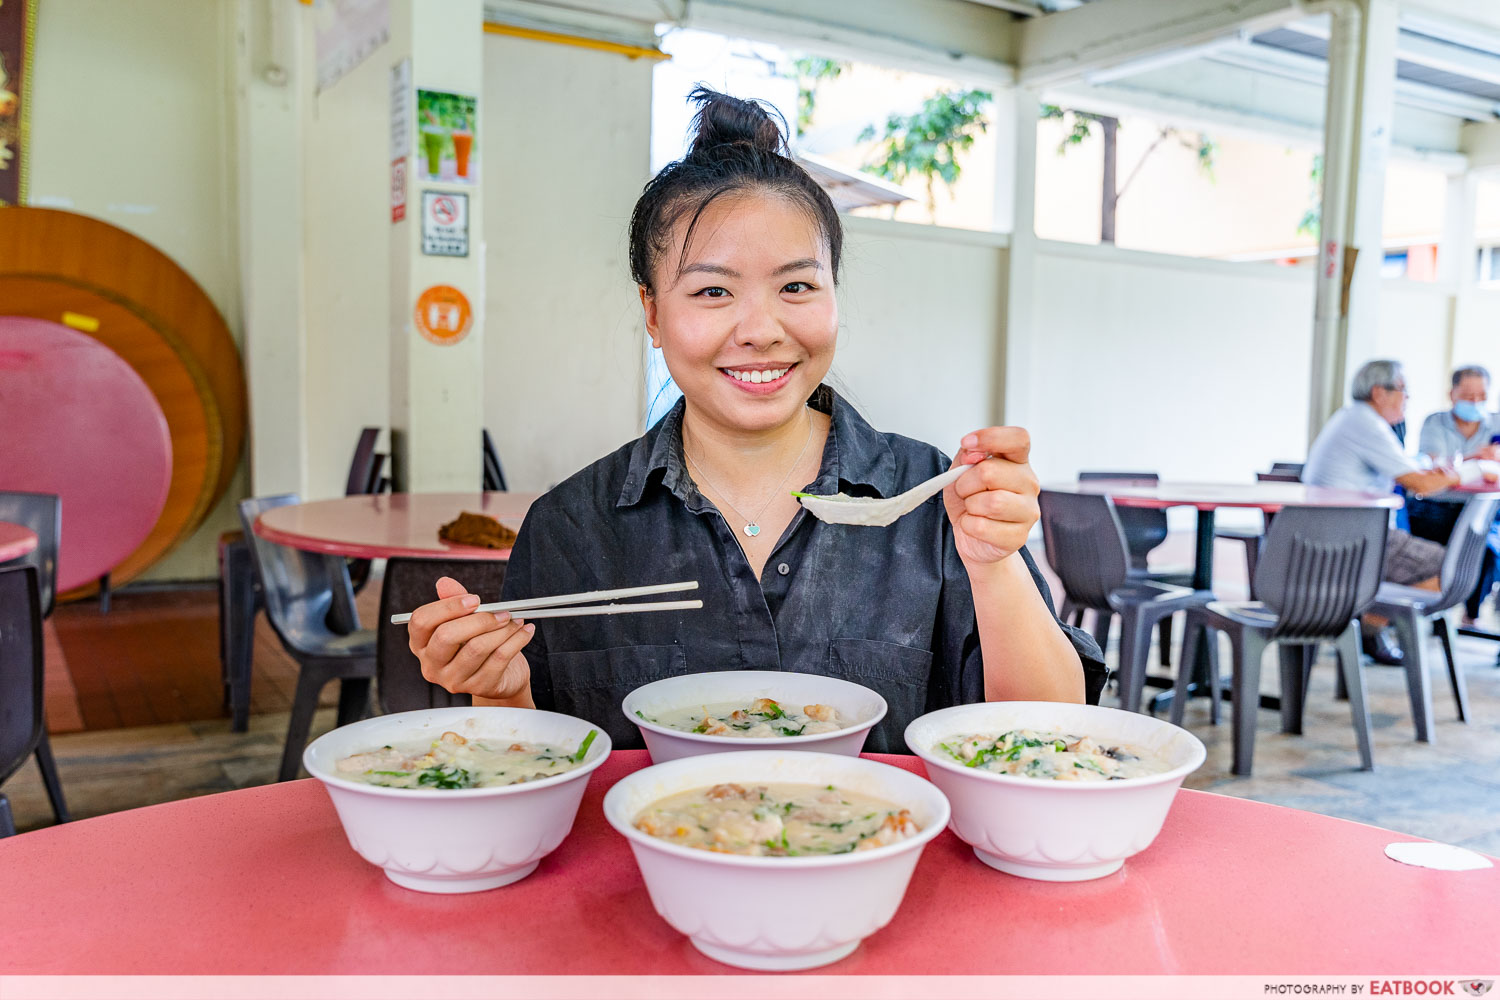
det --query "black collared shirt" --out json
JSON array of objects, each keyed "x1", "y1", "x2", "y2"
[{"x1": 502, "y1": 386, "x2": 1105, "y2": 753}]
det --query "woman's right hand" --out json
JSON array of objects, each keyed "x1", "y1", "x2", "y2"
[{"x1": 407, "y1": 576, "x2": 535, "y2": 705}]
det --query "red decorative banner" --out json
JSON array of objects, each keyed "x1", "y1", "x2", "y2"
[{"x1": 0, "y1": 0, "x2": 36, "y2": 205}]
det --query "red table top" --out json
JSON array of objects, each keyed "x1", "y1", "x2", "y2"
[
  {"x1": 0, "y1": 316, "x2": 172, "y2": 591},
  {"x1": 0, "y1": 520, "x2": 39, "y2": 563},
  {"x1": 2, "y1": 750, "x2": 1493, "y2": 975},
  {"x1": 1059, "y1": 479, "x2": 1404, "y2": 512},
  {"x1": 253, "y1": 490, "x2": 541, "y2": 560}
]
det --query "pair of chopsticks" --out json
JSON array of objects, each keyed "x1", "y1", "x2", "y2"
[{"x1": 389, "y1": 581, "x2": 701, "y2": 625}]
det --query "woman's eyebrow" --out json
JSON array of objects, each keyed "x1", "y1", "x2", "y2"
[
  {"x1": 681, "y1": 262, "x2": 739, "y2": 278},
  {"x1": 774, "y1": 258, "x2": 822, "y2": 276}
]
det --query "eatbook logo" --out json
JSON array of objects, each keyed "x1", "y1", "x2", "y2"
[{"x1": 1462, "y1": 983, "x2": 1494, "y2": 997}]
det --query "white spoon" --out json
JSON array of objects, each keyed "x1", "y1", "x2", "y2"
[{"x1": 793, "y1": 464, "x2": 973, "y2": 528}]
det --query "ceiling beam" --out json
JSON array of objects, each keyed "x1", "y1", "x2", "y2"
[
  {"x1": 1043, "y1": 79, "x2": 1469, "y2": 172},
  {"x1": 1017, "y1": 0, "x2": 1300, "y2": 88}
]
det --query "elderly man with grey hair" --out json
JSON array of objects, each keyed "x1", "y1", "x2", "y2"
[
  {"x1": 1418, "y1": 365, "x2": 1500, "y2": 464},
  {"x1": 1304, "y1": 359, "x2": 1459, "y2": 663}
]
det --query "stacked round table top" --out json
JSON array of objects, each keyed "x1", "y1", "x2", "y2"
[{"x1": 0, "y1": 208, "x2": 245, "y2": 593}]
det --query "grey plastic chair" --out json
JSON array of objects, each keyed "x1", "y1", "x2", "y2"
[
  {"x1": 0, "y1": 567, "x2": 51, "y2": 836},
  {"x1": 1367, "y1": 492, "x2": 1500, "y2": 742},
  {"x1": 220, "y1": 433, "x2": 385, "y2": 732},
  {"x1": 1040, "y1": 490, "x2": 1214, "y2": 713},
  {"x1": 1075, "y1": 472, "x2": 1191, "y2": 667},
  {"x1": 377, "y1": 558, "x2": 510, "y2": 713},
  {"x1": 0, "y1": 492, "x2": 70, "y2": 826},
  {"x1": 1173, "y1": 505, "x2": 1388, "y2": 776},
  {"x1": 238, "y1": 495, "x2": 377, "y2": 782}
]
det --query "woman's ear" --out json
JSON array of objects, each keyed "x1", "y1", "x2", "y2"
[{"x1": 640, "y1": 285, "x2": 661, "y2": 349}]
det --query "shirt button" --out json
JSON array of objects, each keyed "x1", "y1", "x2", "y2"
[{"x1": 777, "y1": 563, "x2": 790, "y2": 576}]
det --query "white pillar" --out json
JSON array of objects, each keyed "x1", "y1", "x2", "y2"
[
  {"x1": 388, "y1": 0, "x2": 486, "y2": 492},
  {"x1": 236, "y1": 0, "x2": 308, "y2": 497},
  {"x1": 1308, "y1": 0, "x2": 1398, "y2": 440},
  {"x1": 1002, "y1": 87, "x2": 1040, "y2": 432},
  {"x1": 1443, "y1": 170, "x2": 1482, "y2": 371}
]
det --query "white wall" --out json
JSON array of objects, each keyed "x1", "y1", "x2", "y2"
[
  {"x1": 26, "y1": 0, "x2": 246, "y2": 581},
  {"x1": 1015, "y1": 241, "x2": 1317, "y2": 488},
  {"x1": 301, "y1": 19, "x2": 393, "y2": 500},
  {"x1": 832, "y1": 216, "x2": 1007, "y2": 455},
  {"x1": 480, "y1": 33, "x2": 653, "y2": 490}
]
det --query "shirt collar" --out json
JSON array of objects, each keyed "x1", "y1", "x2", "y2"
[{"x1": 617, "y1": 384, "x2": 901, "y2": 509}]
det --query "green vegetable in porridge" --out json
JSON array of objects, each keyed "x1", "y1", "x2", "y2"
[
  {"x1": 634, "y1": 782, "x2": 919, "y2": 856},
  {"x1": 937, "y1": 730, "x2": 1170, "y2": 781},
  {"x1": 337, "y1": 729, "x2": 598, "y2": 789}
]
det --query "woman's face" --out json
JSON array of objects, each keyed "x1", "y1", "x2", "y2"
[{"x1": 642, "y1": 190, "x2": 837, "y2": 436}]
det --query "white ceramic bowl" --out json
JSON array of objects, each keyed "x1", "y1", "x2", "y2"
[
  {"x1": 905, "y1": 701, "x2": 1205, "y2": 882},
  {"x1": 621, "y1": 670, "x2": 887, "y2": 762},
  {"x1": 303, "y1": 706, "x2": 611, "y2": 893},
  {"x1": 603, "y1": 750, "x2": 949, "y2": 971}
]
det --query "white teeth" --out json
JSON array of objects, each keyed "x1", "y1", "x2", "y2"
[{"x1": 724, "y1": 367, "x2": 788, "y2": 384}]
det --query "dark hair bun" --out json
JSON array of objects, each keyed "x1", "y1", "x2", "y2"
[{"x1": 686, "y1": 86, "x2": 788, "y2": 159}]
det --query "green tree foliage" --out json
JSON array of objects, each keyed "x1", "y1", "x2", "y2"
[
  {"x1": 1041, "y1": 104, "x2": 1216, "y2": 243},
  {"x1": 1298, "y1": 154, "x2": 1324, "y2": 237},
  {"x1": 790, "y1": 57, "x2": 847, "y2": 136},
  {"x1": 859, "y1": 89, "x2": 994, "y2": 214}
]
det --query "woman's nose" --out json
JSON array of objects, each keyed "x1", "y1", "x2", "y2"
[{"x1": 732, "y1": 302, "x2": 785, "y2": 348}]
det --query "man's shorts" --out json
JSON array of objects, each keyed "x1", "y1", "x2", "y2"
[{"x1": 1384, "y1": 528, "x2": 1445, "y2": 586}]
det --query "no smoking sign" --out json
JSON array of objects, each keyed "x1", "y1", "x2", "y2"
[{"x1": 421, "y1": 190, "x2": 469, "y2": 257}]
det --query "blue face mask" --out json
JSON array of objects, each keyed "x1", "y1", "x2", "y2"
[{"x1": 1454, "y1": 400, "x2": 1486, "y2": 423}]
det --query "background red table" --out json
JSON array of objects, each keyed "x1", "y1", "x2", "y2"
[
  {"x1": 1, "y1": 750, "x2": 1493, "y2": 975},
  {"x1": 0, "y1": 520, "x2": 38, "y2": 563},
  {"x1": 254, "y1": 490, "x2": 540, "y2": 561}
]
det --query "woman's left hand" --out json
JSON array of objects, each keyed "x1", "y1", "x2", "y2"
[{"x1": 943, "y1": 426, "x2": 1040, "y2": 565}]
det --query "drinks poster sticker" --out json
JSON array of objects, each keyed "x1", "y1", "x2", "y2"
[
  {"x1": 421, "y1": 191, "x2": 468, "y2": 257},
  {"x1": 416, "y1": 89, "x2": 476, "y2": 184}
]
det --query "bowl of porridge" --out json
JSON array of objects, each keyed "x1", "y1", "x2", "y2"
[
  {"x1": 906, "y1": 702, "x2": 1205, "y2": 882},
  {"x1": 302, "y1": 706, "x2": 611, "y2": 893},
  {"x1": 602, "y1": 750, "x2": 948, "y2": 971},
  {"x1": 621, "y1": 670, "x2": 886, "y2": 762}
]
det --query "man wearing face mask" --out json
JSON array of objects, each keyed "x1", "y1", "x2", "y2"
[
  {"x1": 1411, "y1": 365, "x2": 1500, "y2": 625},
  {"x1": 1418, "y1": 365, "x2": 1500, "y2": 464}
]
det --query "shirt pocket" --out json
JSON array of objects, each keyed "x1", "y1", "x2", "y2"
[
  {"x1": 825, "y1": 638, "x2": 933, "y2": 755},
  {"x1": 550, "y1": 644, "x2": 689, "y2": 750}
]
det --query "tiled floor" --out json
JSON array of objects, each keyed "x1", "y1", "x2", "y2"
[{"x1": 7, "y1": 543, "x2": 1500, "y2": 856}]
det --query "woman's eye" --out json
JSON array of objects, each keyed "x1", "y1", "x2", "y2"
[
  {"x1": 783, "y1": 281, "x2": 815, "y2": 294},
  {"x1": 693, "y1": 286, "x2": 730, "y2": 299}
]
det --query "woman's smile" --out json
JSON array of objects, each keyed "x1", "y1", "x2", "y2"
[{"x1": 719, "y1": 362, "x2": 798, "y2": 394}]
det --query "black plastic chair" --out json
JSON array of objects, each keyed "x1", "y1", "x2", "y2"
[
  {"x1": 0, "y1": 492, "x2": 70, "y2": 826},
  {"x1": 0, "y1": 567, "x2": 54, "y2": 836},
  {"x1": 239, "y1": 495, "x2": 377, "y2": 781},
  {"x1": 1173, "y1": 505, "x2": 1388, "y2": 776},
  {"x1": 376, "y1": 558, "x2": 510, "y2": 713},
  {"x1": 1040, "y1": 490, "x2": 1214, "y2": 713},
  {"x1": 1367, "y1": 492, "x2": 1500, "y2": 742},
  {"x1": 483, "y1": 429, "x2": 508, "y2": 492}
]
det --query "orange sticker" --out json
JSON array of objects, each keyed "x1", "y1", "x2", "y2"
[{"x1": 414, "y1": 285, "x2": 473, "y2": 345}]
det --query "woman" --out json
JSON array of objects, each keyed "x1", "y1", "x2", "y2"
[{"x1": 408, "y1": 89, "x2": 1103, "y2": 752}]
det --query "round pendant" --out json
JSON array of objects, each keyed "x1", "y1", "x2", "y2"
[{"x1": 744, "y1": 523, "x2": 761, "y2": 537}]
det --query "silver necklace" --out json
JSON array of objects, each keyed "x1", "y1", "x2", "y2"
[{"x1": 685, "y1": 416, "x2": 814, "y2": 538}]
